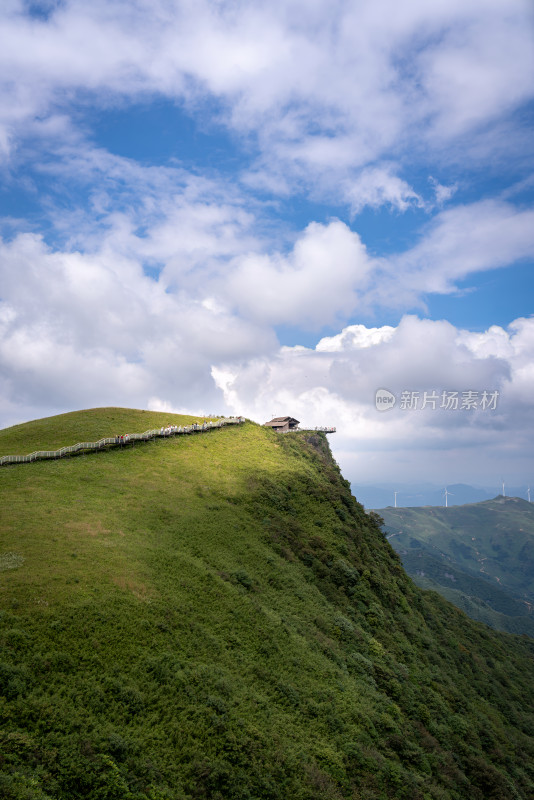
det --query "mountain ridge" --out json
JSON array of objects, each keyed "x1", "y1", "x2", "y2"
[
  {"x1": 353, "y1": 483, "x2": 530, "y2": 509},
  {"x1": 379, "y1": 496, "x2": 534, "y2": 636}
]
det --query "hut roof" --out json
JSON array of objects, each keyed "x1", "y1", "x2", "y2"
[{"x1": 264, "y1": 416, "x2": 300, "y2": 427}]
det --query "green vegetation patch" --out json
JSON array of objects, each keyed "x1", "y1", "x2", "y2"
[
  {"x1": 0, "y1": 406, "x2": 213, "y2": 457},
  {"x1": 1, "y1": 410, "x2": 534, "y2": 799},
  {"x1": 381, "y1": 499, "x2": 534, "y2": 635}
]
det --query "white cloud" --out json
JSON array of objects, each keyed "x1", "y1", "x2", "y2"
[
  {"x1": 0, "y1": 0, "x2": 532, "y2": 207},
  {"x1": 25, "y1": 143, "x2": 267, "y2": 286},
  {"x1": 15, "y1": 137, "x2": 534, "y2": 327},
  {"x1": 222, "y1": 220, "x2": 373, "y2": 328},
  {"x1": 343, "y1": 166, "x2": 423, "y2": 216},
  {"x1": 1, "y1": 188, "x2": 532, "y2": 487},
  {"x1": 460, "y1": 317, "x2": 534, "y2": 408},
  {"x1": 2, "y1": 178, "x2": 533, "y2": 434},
  {"x1": 373, "y1": 200, "x2": 534, "y2": 307},
  {"x1": 0, "y1": 229, "x2": 277, "y2": 427},
  {"x1": 212, "y1": 315, "x2": 534, "y2": 484},
  {"x1": 419, "y1": 7, "x2": 534, "y2": 140},
  {"x1": 429, "y1": 177, "x2": 457, "y2": 206},
  {"x1": 316, "y1": 324, "x2": 396, "y2": 352}
]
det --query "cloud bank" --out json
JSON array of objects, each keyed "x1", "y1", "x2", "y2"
[{"x1": 0, "y1": 0, "x2": 533, "y2": 491}]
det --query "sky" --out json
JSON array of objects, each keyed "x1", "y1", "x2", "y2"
[{"x1": 0, "y1": 0, "x2": 533, "y2": 492}]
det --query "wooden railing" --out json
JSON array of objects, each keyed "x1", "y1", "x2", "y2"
[
  {"x1": 281, "y1": 426, "x2": 336, "y2": 434},
  {"x1": 299, "y1": 426, "x2": 336, "y2": 433},
  {"x1": 0, "y1": 417, "x2": 244, "y2": 467}
]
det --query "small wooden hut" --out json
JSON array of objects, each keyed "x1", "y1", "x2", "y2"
[{"x1": 263, "y1": 416, "x2": 300, "y2": 433}]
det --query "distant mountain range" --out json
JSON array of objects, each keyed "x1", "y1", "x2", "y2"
[
  {"x1": 378, "y1": 496, "x2": 534, "y2": 636},
  {"x1": 352, "y1": 482, "x2": 531, "y2": 509}
]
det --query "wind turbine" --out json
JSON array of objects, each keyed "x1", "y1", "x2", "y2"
[
  {"x1": 501, "y1": 479, "x2": 506, "y2": 497},
  {"x1": 394, "y1": 491, "x2": 398, "y2": 508},
  {"x1": 444, "y1": 487, "x2": 454, "y2": 508},
  {"x1": 528, "y1": 486, "x2": 531, "y2": 503}
]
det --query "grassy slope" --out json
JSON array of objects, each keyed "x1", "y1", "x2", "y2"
[
  {"x1": 0, "y1": 408, "x2": 215, "y2": 456},
  {"x1": 1, "y1": 410, "x2": 534, "y2": 800},
  {"x1": 380, "y1": 499, "x2": 534, "y2": 635}
]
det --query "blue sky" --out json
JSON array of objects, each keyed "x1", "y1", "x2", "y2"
[{"x1": 0, "y1": 0, "x2": 533, "y2": 490}]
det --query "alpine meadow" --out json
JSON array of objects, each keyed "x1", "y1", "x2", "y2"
[{"x1": 1, "y1": 409, "x2": 534, "y2": 800}]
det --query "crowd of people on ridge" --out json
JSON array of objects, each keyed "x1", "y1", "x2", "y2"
[{"x1": 113, "y1": 421, "x2": 212, "y2": 445}]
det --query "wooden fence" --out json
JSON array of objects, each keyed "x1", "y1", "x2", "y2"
[
  {"x1": 282, "y1": 426, "x2": 336, "y2": 433},
  {"x1": 0, "y1": 417, "x2": 244, "y2": 467}
]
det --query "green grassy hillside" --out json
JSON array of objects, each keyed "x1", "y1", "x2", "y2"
[
  {"x1": 1, "y1": 410, "x2": 534, "y2": 800},
  {"x1": 0, "y1": 407, "x2": 213, "y2": 457},
  {"x1": 380, "y1": 499, "x2": 534, "y2": 636}
]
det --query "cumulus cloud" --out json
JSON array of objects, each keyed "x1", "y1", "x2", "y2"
[
  {"x1": 1, "y1": 173, "x2": 533, "y2": 434},
  {"x1": 1, "y1": 186, "x2": 532, "y2": 487},
  {"x1": 222, "y1": 220, "x2": 373, "y2": 328},
  {"x1": 0, "y1": 230, "x2": 277, "y2": 427},
  {"x1": 315, "y1": 325, "x2": 396, "y2": 352},
  {"x1": 212, "y1": 315, "x2": 534, "y2": 485},
  {"x1": 15, "y1": 140, "x2": 534, "y2": 326}
]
